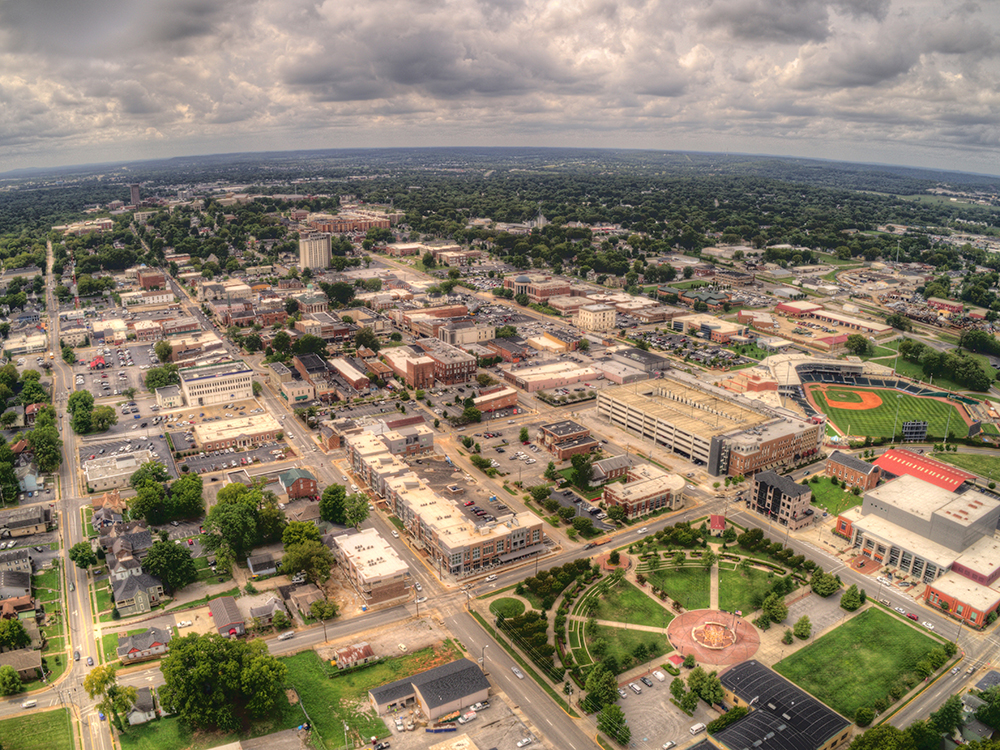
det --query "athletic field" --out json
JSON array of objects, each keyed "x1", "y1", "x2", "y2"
[{"x1": 808, "y1": 385, "x2": 969, "y2": 439}]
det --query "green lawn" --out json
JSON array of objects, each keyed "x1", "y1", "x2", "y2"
[
  {"x1": 813, "y1": 387, "x2": 969, "y2": 439},
  {"x1": 809, "y1": 476, "x2": 862, "y2": 515},
  {"x1": 34, "y1": 569, "x2": 62, "y2": 603},
  {"x1": 589, "y1": 580, "x2": 674, "y2": 628},
  {"x1": 936, "y1": 452, "x2": 1000, "y2": 481},
  {"x1": 0, "y1": 709, "x2": 75, "y2": 750},
  {"x1": 281, "y1": 645, "x2": 460, "y2": 749},
  {"x1": 119, "y1": 694, "x2": 307, "y2": 750},
  {"x1": 775, "y1": 609, "x2": 940, "y2": 718},
  {"x1": 645, "y1": 566, "x2": 710, "y2": 610},
  {"x1": 718, "y1": 567, "x2": 781, "y2": 614},
  {"x1": 490, "y1": 597, "x2": 526, "y2": 618},
  {"x1": 590, "y1": 624, "x2": 670, "y2": 675},
  {"x1": 888, "y1": 356, "x2": 996, "y2": 394}
]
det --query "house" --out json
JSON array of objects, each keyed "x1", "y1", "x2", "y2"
[
  {"x1": 248, "y1": 596, "x2": 287, "y2": 627},
  {"x1": 286, "y1": 583, "x2": 325, "y2": 618},
  {"x1": 92, "y1": 507, "x2": 122, "y2": 531},
  {"x1": 0, "y1": 594, "x2": 40, "y2": 621},
  {"x1": 92, "y1": 489, "x2": 128, "y2": 514},
  {"x1": 368, "y1": 658, "x2": 490, "y2": 720},
  {"x1": 127, "y1": 688, "x2": 158, "y2": 726},
  {"x1": 111, "y1": 573, "x2": 164, "y2": 617},
  {"x1": 0, "y1": 647, "x2": 41, "y2": 680},
  {"x1": 334, "y1": 642, "x2": 377, "y2": 670},
  {"x1": 0, "y1": 506, "x2": 50, "y2": 538},
  {"x1": 0, "y1": 548, "x2": 31, "y2": 573},
  {"x1": 0, "y1": 570, "x2": 31, "y2": 599},
  {"x1": 710, "y1": 515, "x2": 727, "y2": 536},
  {"x1": 247, "y1": 553, "x2": 278, "y2": 577},
  {"x1": 211, "y1": 596, "x2": 245, "y2": 637},
  {"x1": 590, "y1": 455, "x2": 632, "y2": 486},
  {"x1": 117, "y1": 627, "x2": 172, "y2": 664},
  {"x1": 277, "y1": 468, "x2": 318, "y2": 499}
]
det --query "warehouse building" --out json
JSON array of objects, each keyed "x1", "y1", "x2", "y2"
[
  {"x1": 83, "y1": 451, "x2": 156, "y2": 491},
  {"x1": 369, "y1": 659, "x2": 489, "y2": 719}
]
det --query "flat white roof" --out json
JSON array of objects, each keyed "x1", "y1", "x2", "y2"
[{"x1": 930, "y1": 570, "x2": 1000, "y2": 611}]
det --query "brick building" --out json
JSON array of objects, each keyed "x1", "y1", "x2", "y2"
[
  {"x1": 825, "y1": 451, "x2": 881, "y2": 490},
  {"x1": 602, "y1": 464, "x2": 685, "y2": 518},
  {"x1": 539, "y1": 420, "x2": 599, "y2": 460},
  {"x1": 749, "y1": 470, "x2": 813, "y2": 530},
  {"x1": 278, "y1": 468, "x2": 319, "y2": 499}
]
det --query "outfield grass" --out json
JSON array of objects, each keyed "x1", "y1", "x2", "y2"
[
  {"x1": 718, "y1": 568, "x2": 779, "y2": 614},
  {"x1": 590, "y1": 580, "x2": 674, "y2": 628},
  {"x1": 935, "y1": 452, "x2": 1000, "y2": 481},
  {"x1": 590, "y1": 624, "x2": 670, "y2": 674},
  {"x1": 645, "y1": 566, "x2": 710, "y2": 610},
  {"x1": 0, "y1": 709, "x2": 75, "y2": 750},
  {"x1": 809, "y1": 477, "x2": 862, "y2": 515},
  {"x1": 813, "y1": 387, "x2": 968, "y2": 439},
  {"x1": 774, "y1": 608, "x2": 940, "y2": 718},
  {"x1": 490, "y1": 597, "x2": 526, "y2": 618},
  {"x1": 281, "y1": 644, "x2": 460, "y2": 749}
]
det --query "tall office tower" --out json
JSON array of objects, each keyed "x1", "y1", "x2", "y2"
[
  {"x1": 299, "y1": 233, "x2": 332, "y2": 270},
  {"x1": 129, "y1": 184, "x2": 141, "y2": 205}
]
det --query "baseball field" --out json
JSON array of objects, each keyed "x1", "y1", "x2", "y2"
[{"x1": 807, "y1": 385, "x2": 970, "y2": 439}]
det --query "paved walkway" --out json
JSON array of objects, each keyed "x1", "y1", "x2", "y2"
[{"x1": 709, "y1": 562, "x2": 719, "y2": 610}]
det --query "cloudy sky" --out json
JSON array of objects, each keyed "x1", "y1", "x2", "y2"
[{"x1": 2, "y1": 0, "x2": 1000, "y2": 175}]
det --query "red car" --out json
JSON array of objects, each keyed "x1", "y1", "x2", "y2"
[
  {"x1": 187, "y1": 539, "x2": 194, "y2": 546},
  {"x1": 464, "y1": 501, "x2": 475, "y2": 506},
  {"x1": 89, "y1": 455, "x2": 95, "y2": 460}
]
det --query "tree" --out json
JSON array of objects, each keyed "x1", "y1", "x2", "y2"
[
  {"x1": 144, "y1": 364, "x2": 180, "y2": 390},
  {"x1": 69, "y1": 541, "x2": 98, "y2": 569},
  {"x1": 170, "y1": 473, "x2": 205, "y2": 518},
  {"x1": 848, "y1": 725, "x2": 915, "y2": 750},
  {"x1": 702, "y1": 550, "x2": 717, "y2": 572},
  {"x1": 0, "y1": 619, "x2": 30, "y2": 651},
  {"x1": 886, "y1": 313, "x2": 913, "y2": 332},
  {"x1": 204, "y1": 500, "x2": 259, "y2": 558},
  {"x1": 355, "y1": 327, "x2": 380, "y2": 352},
  {"x1": 68, "y1": 389, "x2": 95, "y2": 434},
  {"x1": 141, "y1": 541, "x2": 199, "y2": 593},
  {"x1": 84, "y1": 664, "x2": 137, "y2": 732},
  {"x1": 572, "y1": 516, "x2": 595, "y2": 535},
  {"x1": 585, "y1": 663, "x2": 619, "y2": 709},
  {"x1": 282, "y1": 521, "x2": 321, "y2": 549},
  {"x1": 598, "y1": 703, "x2": 631, "y2": 745},
  {"x1": 519, "y1": 427, "x2": 529, "y2": 443},
  {"x1": 930, "y1": 694, "x2": 964, "y2": 735},
  {"x1": 319, "y1": 484, "x2": 347, "y2": 524},
  {"x1": 129, "y1": 462, "x2": 170, "y2": 490},
  {"x1": 252, "y1": 380, "x2": 263, "y2": 396},
  {"x1": 793, "y1": 615, "x2": 812, "y2": 639},
  {"x1": 281, "y1": 541, "x2": 334, "y2": 584},
  {"x1": 90, "y1": 405, "x2": 118, "y2": 432},
  {"x1": 811, "y1": 571, "x2": 841, "y2": 597},
  {"x1": 840, "y1": 584, "x2": 863, "y2": 611},
  {"x1": 154, "y1": 340, "x2": 173, "y2": 363},
  {"x1": 0, "y1": 411, "x2": 16, "y2": 429},
  {"x1": 293, "y1": 334, "x2": 327, "y2": 356},
  {"x1": 310, "y1": 598, "x2": 339, "y2": 640},
  {"x1": 461, "y1": 406, "x2": 482, "y2": 423},
  {"x1": 578, "y1": 338, "x2": 590, "y2": 352},
  {"x1": 762, "y1": 592, "x2": 788, "y2": 623},
  {"x1": 131, "y1": 482, "x2": 171, "y2": 525},
  {"x1": 571, "y1": 453, "x2": 593, "y2": 488},
  {"x1": 855, "y1": 706, "x2": 875, "y2": 727},
  {"x1": 344, "y1": 493, "x2": 370, "y2": 527},
  {"x1": 284, "y1": 298, "x2": 300, "y2": 316},
  {"x1": 977, "y1": 686, "x2": 1000, "y2": 730},
  {"x1": 846, "y1": 334, "x2": 872, "y2": 356},
  {"x1": 421, "y1": 251, "x2": 436, "y2": 268},
  {"x1": 670, "y1": 676, "x2": 686, "y2": 701},
  {"x1": 160, "y1": 633, "x2": 287, "y2": 731},
  {"x1": 0, "y1": 664, "x2": 21, "y2": 696}
]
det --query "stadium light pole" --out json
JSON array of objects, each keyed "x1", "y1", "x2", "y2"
[
  {"x1": 943, "y1": 407, "x2": 953, "y2": 448},
  {"x1": 891, "y1": 394, "x2": 903, "y2": 445}
]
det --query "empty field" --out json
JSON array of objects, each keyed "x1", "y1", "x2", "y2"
[{"x1": 774, "y1": 608, "x2": 940, "y2": 718}]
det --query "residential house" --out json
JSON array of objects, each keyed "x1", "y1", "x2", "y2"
[
  {"x1": 277, "y1": 468, "x2": 318, "y2": 499},
  {"x1": 0, "y1": 648, "x2": 41, "y2": 680},
  {"x1": 127, "y1": 688, "x2": 158, "y2": 726},
  {"x1": 247, "y1": 553, "x2": 278, "y2": 578},
  {"x1": 111, "y1": 572, "x2": 164, "y2": 617},
  {"x1": 211, "y1": 596, "x2": 245, "y2": 637},
  {"x1": 334, "y1": 642, "x2": 377, "y2": 670},
  {"x1": 117, "y1": 627, "x2": 172, "y2": 664},
  {"x1": 249, "y1": 596, "x2": 288, "y2": 627}
]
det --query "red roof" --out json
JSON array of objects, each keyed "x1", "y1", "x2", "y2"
[
  {"x1": 667, "y1": 654, "x2": 684, "y2": 666},
  {"x1": 710, "y1": 514, "x2": 726, "y2": 531},
  {"x1": 872, "y1": 448, "x2": 975, "y2": 491}
]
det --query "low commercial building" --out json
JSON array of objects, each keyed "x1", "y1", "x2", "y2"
[
  {"x1": 501, "y1": 360, "x2": 597, "y2": 392},
  {"x1": 382, "y1": 346, "x2": 436, "y2": 389},
  {"x1": 83, "y1": 451, "x2": 156, "y2": 492},
  {"x1": 503, "y1": 274, "x2": 571, "y2": 304},
  {"x1": 602, "y1": 464, "x2": 685, "y2": 518},
  {"x1": 576, "y1": 304, "x2": 616, "y2": 332},
  {"x1": 924, "y1": 570, "x2": 1000, "y2": 628},
  {"x1": 179, "y1": 360, "x2": 254, "y2": 407},
  {"x1": 717, "y1": 660, "x2": 852, "y2": 750},
  {"x1": 438, "y1": 320, "x2": 496, "y2": 347},
  {"x1": 416, "y1": 339, "x2": 477, "y2": 384},
  {"x1": 329, "y1": 358, "x2": 370, "y2": 391},
  {"x1": 60, "y1": 324, "x2": 90, "y2": 347},
  {"x1": 539, "y1": 420, "x2": 599, "y2": 460},
  {"x1": 750, "y1": 470, "x2": 813, "y2": 530},
  {"x1": 120, "y1": 290, "x2": 174, "y2": 308},
  {"x1": 0, "y1": 506, "x2": 50, "y2": 538},
  {"x1": 597, "y1": 379, "x2": 823, "y2": 477},
  {"x1": 193, "y1": 413, "x2": 282, "y2": 451},
  {"x1": 330, "y1": 528, "x2": 411, "y2": 606},
  {"x1": 368, "y1": 658, "x2": 490, "y2": 719},
  {"x1": 155, "y1": 385, "x2": 183, "y2": 409},
  {"x1": 672, "y1": 313, "x2": 748, "y2": 343},
  {"x1": 4, "y1": 333, "x2": 47, "y2": 356},
  {"x1": 137, "y1": 270, "x2": 166, "y2": 289},
  {"x1": 611, "y1": 348, "x2": 671, "y2": 373},
  {"x1": 825, "y1": 450, "x2": 881, "y2": 490},
  {"x1": 473, "y1": 385, "x2": 518, "y2": 414},
  {"x1": 132, "y1": 319, "x2": 163, "y2": 341}
]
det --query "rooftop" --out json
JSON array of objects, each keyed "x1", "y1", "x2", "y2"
[
  {"x1": 873, "y1": 448, "x2": 976, "y2": 491},
  {"x1": 541, "y1": 419, "x2": 589, "y2": 438},
  {"x1": 178, "y1": 359, "x2": 252, "y2": 382},
  {"x1": 331, "y1": 528, "x2": 409, "y2": 582},
  {"x1": 193, "y1": 413, "x2": 281, "y2": 443},
  {"x1": 755, "y1": 470, "x2": 811, "y2": 498},
  {"x1": 827, "y1": 450, "x2": 878, "y2": 476},
  {"x1": 929, "y1": 571, "x2": 1000, "y2": 611},
  {"x1": 369, "y1": 658, "x2": 490, "y2": 710}
]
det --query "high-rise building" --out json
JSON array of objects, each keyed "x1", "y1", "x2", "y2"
[
  {"x1": 299, "y1": 233, "x2": 331, "y2": 270},
  {"x1": 129, "y1": 184, "x2": 141, "y2": 205}
]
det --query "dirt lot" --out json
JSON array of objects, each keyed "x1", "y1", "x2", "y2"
[{"x1": 317, "y1": 615, "x2": 449, "y2": 663}]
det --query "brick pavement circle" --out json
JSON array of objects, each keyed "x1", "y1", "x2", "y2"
[
  {"x1": 595, "y1": 551, "x2": 631, "y2": 572},
  {"x1": 666, "y1": 609, "x2": 761, "y2": 666}
]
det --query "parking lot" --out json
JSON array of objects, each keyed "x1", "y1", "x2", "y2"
[
  {"x1": 78, "y1": 432, "x2": 178, "y2": 479},
  {"x1": 180, "y1": 442, "x2": 290, "y2": 475},
  {"x1": 383, "y1": 691, "x2": 535, "y2": 750},
  {"x1": 615, "y1": 672, "x2": 715, "y2": 749}
]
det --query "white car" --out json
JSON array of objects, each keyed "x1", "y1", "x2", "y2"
[
  {"x1": 511, "y1": 666, "x2": 525, "y2": 679},
  {"x1": 516, "y1": 740, "x2": 532, "y2": 748},
  {"x1": 922, "y1": 622, "x2": 935, "y2": 631},
  {"x1": 391, "y1": 530, "x2": 399, "y2": 538},
  {"x1": 485, "y1": 574, "x2": 497, "y2": 583},
  {"x1": 637, "y1": 527, "x2": 649, "y2": 534}
]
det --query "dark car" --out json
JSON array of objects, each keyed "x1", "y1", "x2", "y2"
[{"x1": 640, "y1": 676, "x2": 654, "y2": 687}]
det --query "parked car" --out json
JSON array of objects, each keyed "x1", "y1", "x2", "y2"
[{"x1": 640, "y1": 676, "x2": 654, "y2": 687}]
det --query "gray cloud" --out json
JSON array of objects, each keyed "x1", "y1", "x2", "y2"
[{"x1": 0, "y1": 0, "x2": 998, "y2": 174}]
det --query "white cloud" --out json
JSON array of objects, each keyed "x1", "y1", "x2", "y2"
[{"x1": 0, "y1": 0, "x2": 998, "y2": 173}]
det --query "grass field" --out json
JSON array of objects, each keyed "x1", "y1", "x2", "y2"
[
  {"x1": 590, "y1": 624, "x2": 670, "y2": 674},
  {"x1": 718, "y1": 568, "x2": 779, "y2": 614},
  {"x1": 589, "y1": 580, "x2": 674, "y2": 628},
  {"x1": 809, "y1": 477, "x2": 862, "y2": 515},
  {"x1": 490, "y1": 597, "x2": 526, "y2": 618},
  {"x1": 812, "y1": 387, "x2": 968, "y2": 439},
  {"x1": 936, "y1": 452, "x2": 1000, "y2": 481},
  {"x1": 0, "y1": 709, "x2": 75, "y2": 750},
  {"x1": 645, "y1": 567, "x2": 710, "y2": 610},
  {"x1": 774, "y1": 609, "x2": 939, "y2": 718}
]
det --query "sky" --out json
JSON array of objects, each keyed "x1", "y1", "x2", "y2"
[{"x1": 2, "y1": 0, "x2": 1000, "y2": 176}]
